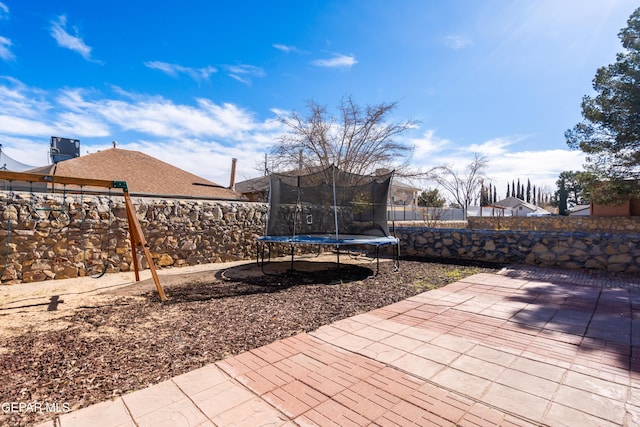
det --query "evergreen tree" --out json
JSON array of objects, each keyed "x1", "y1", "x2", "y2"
[
  {"x1": 417, "y1": 188, "x2": 446, "y2": 207},
  {"x1": 557, "y1": 177, "x2": 569, "y2": 215},
  {"x1": 480, "y1": 184, "x2": 489, "y2": 206},
  {"x1": 506, "y1": 183, "x2": 510, "y2": 198},
  {"x1": 532, "y1": 185, "x2": 537, "y2": 206},
  {"x1": 493, "y1": 186, "x2": 497, "y2": 204},
  {"x1": 526, "y1": 179, "x2": 531, "y2": 203},
  {"x1": 565, "y1": 7, "x2": 640, "y2": 202}
]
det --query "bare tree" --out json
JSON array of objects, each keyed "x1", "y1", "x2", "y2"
[
  {"x1": 428, "y1": 153, "x2": 488, "y2": 217},
  {"x1": 271, "y1": 96, "x2": 417, "y2": 175}
]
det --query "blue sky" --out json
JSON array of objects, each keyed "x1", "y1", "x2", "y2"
[{"x1": 0, "y1": 0, "x2": 637, "y2": 200}]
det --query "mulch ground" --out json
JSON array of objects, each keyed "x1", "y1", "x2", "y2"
[{"x1": 0, "y1": 258, "x2": 499, "y2": 426}]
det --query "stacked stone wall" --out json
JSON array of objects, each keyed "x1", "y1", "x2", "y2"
[
  {"x1": 3, "y1": 190, "x2": 640, "y2": 284},
  {"x1": 0, "y1": 192, "x2": 268, "y2": 284},
  {"x1": 397, "y1": 227, "x2": 640, "y2": 274},
  {"x1": 468, "y1": 216, "x2": 640, "y2": 233}
]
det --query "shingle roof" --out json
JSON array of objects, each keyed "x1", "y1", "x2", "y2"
[{"x1": 26, "y1": 148, "x2": 243, "y2": 200}]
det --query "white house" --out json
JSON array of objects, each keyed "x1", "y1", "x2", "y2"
[{"x1": 493, "y1": 196, "x2": 551, "y2": 217}]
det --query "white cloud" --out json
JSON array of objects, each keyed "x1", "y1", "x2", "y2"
[
  {"x1": 145, "y1": 61, "x2": 217, "y2": 82},
  {"x1": 50, "y1": 15, "x2": 99, "y2": 62},
  {"x1": 444, "y1": 35, "x2": 472, "y2": 50},
  {"x1": 480, "y1": 149, "x2": 585, "y2": 198},
  {"x1": 273, "y1": 43, "x2": 308, "y2": 54},
  {"x1": 0, "y1": 80, "x2": 285, "y2": 185},
  {"x1": 466, "y1": 137, "x2": 518, "y2": 156},
  {"x1": 145, "y1": 62, "x2": 264, "y2": 85},
  {"x1": 312, "y1": 53, "x2": 357, "y2": 68},
  {"x1": 0, "y1": 114, "x2": 54, "y2": 136},
  {"x1": 0, "y1": 4, "x2": 12, "y2": 60},
  {"x1": 407, "y1": 129, "x2": 450, "y2": 160},
  {"x1": 225, "y1": 64, "x2": 265, "y2": 86},
  {"x1": 0, "y1": 36, "x2": 14, "y2": 61}
]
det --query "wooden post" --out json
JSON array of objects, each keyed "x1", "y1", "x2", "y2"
[{"x1": 123, "y1": 191, "x2": 167, "y2": 301}]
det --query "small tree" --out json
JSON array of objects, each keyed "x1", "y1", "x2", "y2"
[
  {"x1": 272, "y1": 96, "x2": 417, "y2": 176},
  {"x1": 417, "y1": 188, "x2": 446, "y2": 207},
  {"x1": 428, "y1": 153, "x2": 488, "y2": 217}
]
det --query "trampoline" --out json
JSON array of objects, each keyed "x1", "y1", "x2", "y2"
[{"x1": 257, "y1": 165, "x2": 400, "y2": 274}]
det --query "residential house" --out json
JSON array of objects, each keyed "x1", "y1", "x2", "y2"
[
  {"x1": 24, "y1": 147, "x2": 243, "y2": 200},
  {"x1": 492, "y1": 196, "x2": 551, "y2": 217}
]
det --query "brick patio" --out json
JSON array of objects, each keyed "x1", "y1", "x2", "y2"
[{"x1": 35, "y1": 265, "x2": 640, "y2": 426}]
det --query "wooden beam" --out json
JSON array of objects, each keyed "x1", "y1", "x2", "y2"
[{"x1": 0, "y1": 170, "x2": 120, "y2": 189}]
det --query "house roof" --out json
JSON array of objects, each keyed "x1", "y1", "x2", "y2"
[
  {"x1": 494, "y1": 196, "x2": 550, "y2": 214},
  {"x1": 235, "y1": 174, "x2": 269, "y2": 194},
  {"x1": 26, "y1": 148, "x2": 243, "y2": 200}
]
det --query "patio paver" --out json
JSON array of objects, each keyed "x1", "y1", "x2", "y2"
[{"x1": 30, "y1": 265, "x2": 639, "y2": 427}]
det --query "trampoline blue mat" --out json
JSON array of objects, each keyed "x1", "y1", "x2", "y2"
[{"x1": 258, "y1": 234, "x2": 398, "y2": 246}]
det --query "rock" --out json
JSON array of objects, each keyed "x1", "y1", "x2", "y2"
[
  {"x1": 53, "y1": 265, "x2": 79, "y2": 280},
  {"x1": 157, "y1": 254, "x2": 174, "y2": 266}
]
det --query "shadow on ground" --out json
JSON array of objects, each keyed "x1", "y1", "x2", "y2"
[
  {"x1": 148, "y1": 261, "x2": 375, "y2": 304},
  {"x1": 503, "y1": 268, "x2": 639, "y2": 372}
]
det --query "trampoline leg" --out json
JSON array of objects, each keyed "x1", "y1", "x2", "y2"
[
  {"x1": 336, "y1": 245, "x2": 340, "y2": 270},
  {"x1": 375, "y1": 246, "x2": 380, "y2": 275},
  {"x1": 290, "y1": 244, "x2": 294, "y2": 271}
]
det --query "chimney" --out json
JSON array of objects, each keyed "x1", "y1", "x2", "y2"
[{"x1": 229, "y1": 158, "x2": 237, "y2": 191}]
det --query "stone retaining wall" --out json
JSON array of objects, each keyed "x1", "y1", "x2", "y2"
[
  {"x1": 468, "y1": 216, "x2": 640, "y2": 233},
  {"x1": 0, "y1": 192, "x2": 267, "y2": 284},
  {"x1": 396, "y1": 227, "x2": 640, "y2": 274},
  {"x1": 3, "y1": 191, "x2": 640, "y2": 284}
]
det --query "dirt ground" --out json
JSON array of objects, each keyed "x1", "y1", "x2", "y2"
[{"x1": 0, "y1": 253, "x2": 499, "y2": 426}]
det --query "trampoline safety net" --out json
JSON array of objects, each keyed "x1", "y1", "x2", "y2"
[{"x1": 265, "y1": 165, "x2": 394, "y2": 239}]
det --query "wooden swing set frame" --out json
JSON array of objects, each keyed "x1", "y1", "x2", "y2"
[{"x1": 0, "y1": 170, "x2": 168, "y2": 301}]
